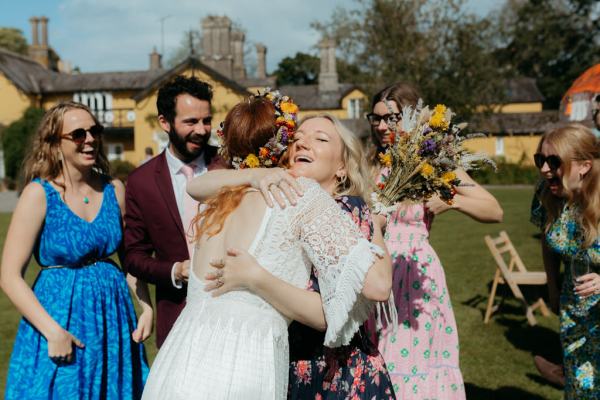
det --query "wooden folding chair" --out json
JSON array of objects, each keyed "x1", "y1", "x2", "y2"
[{"x1": 484, "y1": 230, "x2": 550, "y2": 326}]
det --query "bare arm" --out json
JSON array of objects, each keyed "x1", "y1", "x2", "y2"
[
  {"x1": 360, "y1": 216, "x2": 393, "y2": 301},
  {"x1": 0, "y1": 182, "x2": 84, "y2": 361},
  {"x1": 113, "y1": 179, "x2": 153, "y2": 342},
  {"x1": 425, "y1": 169, "x2": 503, "y2": 223},
  {"x1": 206, "y1": 248, "x2": 327, "y2": 331},
  {"x1": 187, "y1": 168, "x2": 303, "y2": 208}
]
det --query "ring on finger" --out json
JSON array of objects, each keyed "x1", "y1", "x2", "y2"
[{"x1": 216, "y1": 278, "x2": 224, "y2": 287}]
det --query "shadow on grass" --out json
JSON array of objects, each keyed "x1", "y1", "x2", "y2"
[
  {"x1": 495, "y1": 316, "x2": 562, "y2": 362},
  {"x1": 463, "y1": 280, "x2": 550, "y2": 322},
  {"x1": 465, "y1": 382, "x2": 549, "y2": 400}
]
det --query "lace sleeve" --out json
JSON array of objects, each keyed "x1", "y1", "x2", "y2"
[{"x1": 293, "y1": 178, "x2": 383, "y2": 347}]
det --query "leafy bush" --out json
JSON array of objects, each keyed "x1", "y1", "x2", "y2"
[
  {"x1": 2, "y1": 107, "x2": 44, "y2": 181},
  {"x1": 110, "y1": 159, "x2": 136, "y2": 183},
  {"x1": 470, "y1": 158, "x2": 539, "y2": 185}
]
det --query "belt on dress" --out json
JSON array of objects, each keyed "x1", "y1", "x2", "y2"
[{"x1": 41, "y1": 257, "x2": 115, "y2": 270}]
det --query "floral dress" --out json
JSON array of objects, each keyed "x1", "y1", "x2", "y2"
[
  {"x1": 288, "y1": 195, "x2": 396, "y2": 399},
  {"x1": 369, "y1": 201, "x2": 465, "y2": 399},
  {"x1": 532, "y1": 199, "x2": 600, "y2": 399}
]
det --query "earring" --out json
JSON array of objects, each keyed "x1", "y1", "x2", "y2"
[{"x1": 337, "y1": 174, "x2": 347, "y2": 184}]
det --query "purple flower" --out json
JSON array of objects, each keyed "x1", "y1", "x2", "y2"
[{"x1": 419, "y1": 139, "x2": 437, "y2": 155}]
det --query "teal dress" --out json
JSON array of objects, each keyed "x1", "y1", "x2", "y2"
[
  {"x1": 533, "y1": 198, "x2": 600, "y2": 398},
  {"x1": 5, "y1": 178, "x2": 149, "y2": 399}
]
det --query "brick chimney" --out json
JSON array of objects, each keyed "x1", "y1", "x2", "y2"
[
  {"x1": 29, "y1": 17, "x2": 39, "y2": 46},
  {"x1": 255, "y1": 43, "x2": 267, "y2": 79},
  {"x1": 200, "y1": 15, "x2": 233, "y2": 78},
  {"x1": 28, "y1": 16, "x2": 56, "y2": 70},
  {"x1": 149, "y1": 47, "x2": 162, "y2": 70},
  {"x1": 231, "y1": 30, "x2": 246, "y2": 80},
  {"x1": 318, "y1": 37, "x2": 339, "y2": 93},
  {"x1": 39, "y1": 16, "x2": 49, "y2": 48}
]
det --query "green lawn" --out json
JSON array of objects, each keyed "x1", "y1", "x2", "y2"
[{"x1": 0, "y1": 188, "x2": 562, "y2": 399}]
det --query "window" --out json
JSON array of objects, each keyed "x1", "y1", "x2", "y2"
[
  {"x1": 73, "y1": 92, "x2": 113, "y2": 124},
  {"x1": 495, "y1": 137, "x2": 505, "y2": 156},
  {"x1": 347, "y1": 98, "x2": 361, "y2": 119},
  {"x1": 107, "y1": 143, "x2": 124, "y2": 161}
]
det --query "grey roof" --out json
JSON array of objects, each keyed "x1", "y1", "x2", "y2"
[
  {"x1": 505, "y1": 77, "x2": 545, "y2": 103},
  {"x1": 469, "y1": 110, "x2": 558, "y2": 134},
  {"x1": 39, "y1": 70, "x2": 164, "y2": 93},
  {"x1": 0, "y1": 47, "x2": 57, "y2": 94},
  {"x1": 278, "y1": 83, "x2": 357, "y2": 110},
  {"x1": 239, "y1": 76, "x2": 277, "y2": 90},
  {"x1": 133, "y1": 57, "x2": 251, "y2": 101}
]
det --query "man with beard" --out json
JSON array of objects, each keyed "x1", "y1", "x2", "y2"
[{"x1": 124, "y1": 75, "x2": 219, "y2": 347}]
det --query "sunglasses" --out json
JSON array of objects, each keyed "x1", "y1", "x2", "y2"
[
  {"x1": 366, "y1": 113, "x2": 402, "y2": 126},
  {"x1": 62, "y1": 124, "x2": 104, "y2": 145},
  {"x1": 533, "y1": 153, "x2": 562, "y2": 170}
]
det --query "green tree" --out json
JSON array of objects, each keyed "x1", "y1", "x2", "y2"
[
  {"x1": 494, "y1": 0, "x2": 600, "y2": 108},
  {"x1": 311, "y1": 0, "x2": 509, "y2": 118},
  {"x1": 0, "y1": 27, "x2": 28, "y2": 55},
  {"x1": 274, "y1": 51, "x2": 369, "y2": 86},
  {"x1": 2, "y1": 107, "x2": 44, "y2": 180},
  {"x1": 274, "y1": 52, "x2": 319, "y2": 86}
]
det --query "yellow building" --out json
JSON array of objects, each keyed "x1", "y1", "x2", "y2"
[
  {"x1": 0, "y1": 15, "x2": 368, "y2": 170},
  {"x1": 464, "y1": 78, "x2": 558, "y2": 164}
]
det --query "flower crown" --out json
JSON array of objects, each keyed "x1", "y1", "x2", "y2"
[{"x1": 217, "y1": 88, "x2": 299, "y2": 169}]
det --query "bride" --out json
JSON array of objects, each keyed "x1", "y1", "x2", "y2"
[{"x1": 142, "y1": 92, "x2": 388, "y2": 400}]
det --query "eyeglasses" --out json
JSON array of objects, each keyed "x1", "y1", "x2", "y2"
[
  {"x1": 366, "y1": 113, "x2": 401, "y2": 127},
  {"x1": 62, "y1": 125, "x2": 104, "y2": 145},
  {"x1": 533, "y1": 153, "x2": 562, "y2": 170}
]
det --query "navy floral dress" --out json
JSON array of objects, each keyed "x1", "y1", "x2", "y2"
[
  {"x1": 531, "y1": 187, "x2": 600, "y2": 399},
  {"x1": 288, "y1": 195, "x2": 396, "y2": 399},
  {"x1": 5, "y1": 178, "x2": 148, "y2": 399}
]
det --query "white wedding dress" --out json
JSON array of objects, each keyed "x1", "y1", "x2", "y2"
[{"x1": 142, "y1": 178, "x2": 380, "y2": 400}]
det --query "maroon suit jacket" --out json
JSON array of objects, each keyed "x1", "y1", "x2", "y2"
[{"x1": 124, "y1": 148, "x2": 221, "y2": 347}]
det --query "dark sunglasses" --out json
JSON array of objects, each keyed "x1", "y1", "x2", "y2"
[
  {"x1": 62, "y1": 124, "x2": 104, "y2": 145},
  {"x1": 366, "y1": 113, "x2": 402, "y2": 126},
  {"x1": 533, "y1": 153, "x2": 562, "y2": 170}
]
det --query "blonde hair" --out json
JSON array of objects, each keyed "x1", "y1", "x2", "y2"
[
  {"x1": 537, "y1": 123, "x2": 600, "y2": 247},
  {"x1": 299, "y1": 114, "x2": 373, "y2": 202},
  {"x1": 23, "y1": 102, "x2": 110, "y2": 184}
]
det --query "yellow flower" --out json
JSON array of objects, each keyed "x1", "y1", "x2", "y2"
[
  {"x1": 280, "y1": 101, "x2": 298, "y2": 114},
  {"x1": 420, "y1": 163, "x2": 434, "y2": 178},
  {"x1": 378, "y1": 152, "x2": 392, "y2": 167},
  {"x1": 441, "y1": 171, "x2": 456, "y2": 184},
  {"x1": 429, "y1": 104, "x2": 449, "y2": 130},
  {"x1": 244, "y1": 153, "x2": 260, "y2": 168},
  {"x1": 433, "y1": 104, "x2": 447, "y2": 115}
]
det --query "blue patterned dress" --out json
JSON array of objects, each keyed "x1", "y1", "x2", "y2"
[
  {"x1": 5, "y1": 178, "x2": 149, "y2": 400},
  {"x1": 532, "y1": 191, "x2": 600, "y2": 399}
]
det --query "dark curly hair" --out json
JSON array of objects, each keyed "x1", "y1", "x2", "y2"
[{"x1": 156, "y1": 75, "x2": 213, "y2": 124}]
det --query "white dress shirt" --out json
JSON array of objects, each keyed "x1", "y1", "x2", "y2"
[{"x1": 164, "y1": 147, "x2": 207, "y2": 288}]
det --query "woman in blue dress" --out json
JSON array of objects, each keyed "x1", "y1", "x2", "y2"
[
  {"x1": 0, "y1": 102, "x2": 152, "y2": 399},
  {"x1": 532, "y1": 123, "x2": 600, "y2": 399}
]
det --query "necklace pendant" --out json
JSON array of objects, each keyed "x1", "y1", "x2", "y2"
[{"x1": 83, "y1": 197, "x2": 90, "y2": 204}]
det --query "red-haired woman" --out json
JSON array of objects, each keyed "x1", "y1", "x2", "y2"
[{"x1": 142, "y1": 95, "x2": 391, "y2": 400}]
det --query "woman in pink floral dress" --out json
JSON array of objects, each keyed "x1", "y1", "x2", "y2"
[{"x1": 366, "y1": 83, "x2": 503, "y2": 399}]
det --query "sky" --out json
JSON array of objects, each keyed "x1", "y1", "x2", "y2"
[{"x1": 0, "y1": 0, "x2": 501, "y2": 74}]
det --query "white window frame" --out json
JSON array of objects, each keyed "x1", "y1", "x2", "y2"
[
  {"x1": 495, "y1": 137, "x2": 505, "y2": 156},
  {"x1": 107, "y1": 143, "x2": 124, "y2": 161},
  {"x1": 347, "y1": 98, "x2": 361, "y2": 119}
]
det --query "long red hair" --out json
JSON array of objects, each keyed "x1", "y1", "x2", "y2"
[{"x1": 191, "y1": 97, "x2": 277, "y2": 240}]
